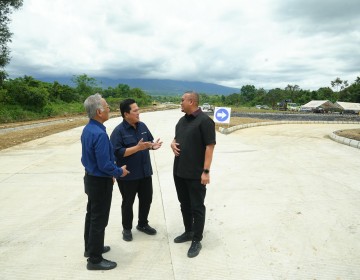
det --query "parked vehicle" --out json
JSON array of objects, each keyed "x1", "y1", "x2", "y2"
[
  {"x1": 287, "y1": 103, "x2": 300, "y2": 111},
  {"x1": 277, "y1": 99, "x2": 292, "y2": 111},
  {"x1": 299, "y1": 106, "x2": 312, "y2": 112},
  {"x1": 313, "y1": 107, "x2": 324, "y2": 113},
  {"x1": 255, "y1": 105, "x2": 269, "y2": 109},
  {"x1": 201, "y1": 103, "x2": 214, "y2": 112},
  {"x1": 341, "y1": 110, "x2": 357, "y2": 114}
]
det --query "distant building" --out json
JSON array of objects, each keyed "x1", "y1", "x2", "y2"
[
  {"x1": 334, "y1": 101, "x2": 360, "y2": 114},
  {"x1": 300, "y1": 100, "x2": 337, "y2": 112}
]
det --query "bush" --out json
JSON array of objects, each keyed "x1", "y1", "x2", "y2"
[
  {"x1": 0, "y1": 105, "x2": 39, "y2": 122},
  {"x1": 46, "y1": 101, "x2": 86, "y2": 116}
]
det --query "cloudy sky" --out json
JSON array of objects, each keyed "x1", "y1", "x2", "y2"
[{"x1": 6, "y1": 0, "x2": 360, "y2": 90}]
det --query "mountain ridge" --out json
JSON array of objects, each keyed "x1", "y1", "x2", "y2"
[{"x1": 37, "y1": 76, "x2": 240, "y2": 95}]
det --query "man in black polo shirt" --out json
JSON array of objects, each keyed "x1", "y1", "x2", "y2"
[
  {"x1": 110, "y1": 99, "x2": 162, "y2": 242},
  {"x1": 171, "y1": 91, "x2": 216, "y2": 258}
]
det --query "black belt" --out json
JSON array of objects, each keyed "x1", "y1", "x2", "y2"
[{"x1": 85, "y1": 171, "x2": 112, "y2": 179}]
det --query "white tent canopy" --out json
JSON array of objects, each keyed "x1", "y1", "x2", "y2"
[
  {"x1": 301, "y1": 100, "x2": 337, "y2": 110},
  {"x1": 335, "y1": 101, "x2": 360, "y2": 113}
]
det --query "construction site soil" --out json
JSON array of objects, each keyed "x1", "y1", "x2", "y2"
[{"x1": 0, "y1": 109, "x2": 359, "y2": 151}]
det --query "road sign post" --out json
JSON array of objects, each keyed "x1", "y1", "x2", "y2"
[{"x1": 213, "y1": 107, "x2": 231, "y2": 124}]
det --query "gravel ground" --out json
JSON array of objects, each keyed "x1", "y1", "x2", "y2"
[{"x1": 231, "y1": 111, "x2": 360, "y2": 122}]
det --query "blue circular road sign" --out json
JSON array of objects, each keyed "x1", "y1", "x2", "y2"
[{"x1": 215, "y1": 108, "x2": 230, "y2": 122}]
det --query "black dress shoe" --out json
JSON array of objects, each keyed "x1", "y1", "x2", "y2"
[
  {"x1": 174, "y1": 231, "x2": 194, "y2": 243},
  {"x1": 84, "y1": 246, "x2": 111, "y2": 258},
  {"x1": 122, "y1": 229, "x2": 133, "y2": 241},
  {"x1": 87, "y1": 259, "x2": 117, "y2": 270},
  {"x1": 187, "y1": 240, "x2": 202, "y2": 258},
  {"x1": 136, "y1": 224, "x2": 157, "y2": 235}
]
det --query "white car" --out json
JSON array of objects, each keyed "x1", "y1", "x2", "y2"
[{"x1": 201, "y1": 103, "x2": 213, "y2": 111}]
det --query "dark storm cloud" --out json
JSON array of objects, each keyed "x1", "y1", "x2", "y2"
[
  {"x1": 6, "y1": 0, "x2": 360, "y2": 90},
  {"x1": 274, "y1": 0, "x2": 360, "y2": 34}
]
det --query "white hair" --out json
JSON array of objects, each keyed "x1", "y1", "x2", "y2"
[{"x1": 83, "y1": 93, "x2": 103, "y2": 119}]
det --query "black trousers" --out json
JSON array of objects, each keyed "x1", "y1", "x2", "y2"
[
  {"x1": 84, "y1": 174, "x2": 113, "y2": 264},
  {"x1": 173, "y1": 174, "x2": 206, "y2": 241},
  {"x1": 117, "y1": 176, "x2": 153, "y2": 230}
]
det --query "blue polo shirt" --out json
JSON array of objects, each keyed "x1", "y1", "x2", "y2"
[
  {"x1": 110, "y1": 120, "x2": 154, "y2": 181},
  {"x1": 81, "y1": 119, "x2": 124, "y2": 178}
]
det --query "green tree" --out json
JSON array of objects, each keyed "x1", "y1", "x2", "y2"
[
  {"x1": 208, "y1": 94, "x2": 223, "y2": 106},
  {"x1": 296, "y1": 89, "x2": 312, "y2": 105},
  {"x1": 355, "y1": 76, "x2": 360, "y2": 85},
  {"x1": 0, "y1": 0, "x2": 23, "y2": 85},
  {"x1": 240, "y1": 85, "x2": 256, "y2": 104},
  {"x1": 71, "y1": 74, "x2": 98, "y2": 98},
  {"x1": 129, "y1": 87, "x2": 151, "y2": 106},
  {"x1": 4, "y1": 77, "x2": 49, "y2": 109},
  {"x1": 331, "y1": 77, "x2": 349, "y2": 92},
  {"x1": 221, "y1": 95, "x2": 226, "y2": 104},
  {"x1": 199, "y1": 93, "x2": 210, "y2": 104},
  {"x1": 284, "y1": 84, "x2": 300, "y2": 102},
  {"x1": 103, "y1": 84, "x2": 131, "y2": 98},
  {"x1": 50, "y1": 81, "x2": 79, "y2": 103},
  {"x1": 225, "y1": 93, "x2": 241, "y2": 106},
  {"x1": 265, "y1": 88, "x2": 283, "y2": 109},
  {"x1": 252, "y1": 88, "x2": 267, "y2": 106},
  {"x1": 338, "y1": 77, "x2": 360, "y2": 103},
  {"x1": 316, "y1": 87, "x2": 335, "y2": 102}
]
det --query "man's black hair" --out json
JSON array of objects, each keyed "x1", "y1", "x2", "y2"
[{"x1": 120, "y1": 99, "x2": 136, "y2": 118}]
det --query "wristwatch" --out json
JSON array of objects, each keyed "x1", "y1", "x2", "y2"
[{"x1": 203, "y1": 169, "x2": 210, "y2": 174}]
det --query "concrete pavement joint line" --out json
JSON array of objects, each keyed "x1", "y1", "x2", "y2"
[
  {"x1": 219, "y1": 120, "x2": 360, "y2": 150},
  {"x1": 0, "y1": 153, "x2": 56, "y2": 183},
  {"x1": 151, "y1": 151, "x2": 176, "y2": 279}
]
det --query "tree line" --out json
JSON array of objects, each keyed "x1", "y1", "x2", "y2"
[
  {"x1": 0, "y1": 0, "x2": 23, "y2": 84},
  {"x1": 154, "y1": 77, "x2": 360, "y2": 108},
  {"x1": 1, "y1": 73, "x2": 359, "y2": 122},
  {"x1": 0, "y1": 74, "x2": 152, "y2": 122}
]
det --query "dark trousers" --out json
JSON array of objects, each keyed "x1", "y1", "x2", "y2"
[
  {"x1": 117, "y1": 176, "x2": 153, "y2": 230},
  {"x1": 84, "y1": 174, "x2": 113, "y2": 264},
  {"x1": 173, "y1": 174, "x2": 206, "y2": 241}
]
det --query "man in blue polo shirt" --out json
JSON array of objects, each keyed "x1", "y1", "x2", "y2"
[
  {"x1": 110, "y1": 99, "x2": 162, "y2": 242},
  {"x1": 81, "y1": 93, "x2": 129, "y2": 271}
]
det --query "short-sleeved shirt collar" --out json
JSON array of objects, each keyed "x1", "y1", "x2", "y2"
[
  {"x1": 123, "y1": 119, "x2": 138, "y2": 130},
  {"x1": 185, "y1": 108, "x2": 201, "y2": 119}
]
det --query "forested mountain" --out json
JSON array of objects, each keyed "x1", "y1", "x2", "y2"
[{"x1": 37, "y1": 77, "x2": 240, "y2": 95}]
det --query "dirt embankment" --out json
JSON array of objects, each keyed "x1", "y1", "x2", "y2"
[
  {"x1": 334, "y1": 129, "x2": 360, "y2": 141},
  {"x1": 0, "y1": 105, "x2": 172, "y2": 150},
  {"x1": 1, "y1": 109, "x2": 360, "y2": 151}
]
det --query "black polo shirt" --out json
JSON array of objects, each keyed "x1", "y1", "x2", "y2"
[{"x1": 173, "y1": 109, "x2": 216, "y2": 179}]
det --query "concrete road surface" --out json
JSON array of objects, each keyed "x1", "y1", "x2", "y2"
[{"x1": 0, "y1": 109, "x2": 360, "y2": 280}]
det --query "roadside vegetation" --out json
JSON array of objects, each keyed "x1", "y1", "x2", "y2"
[
  {"x1": 0, "y1": 74, "x2": 153, "y2": 123},
  {"x1": 1, "y1": 74, "x2": 360, "y2": 123}
]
